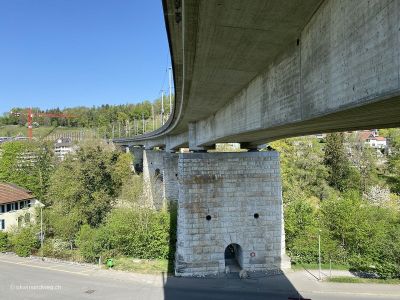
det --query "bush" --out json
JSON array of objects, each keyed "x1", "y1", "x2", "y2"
[
  {"x1": 42, "y1": 239, "x2": 72, "y2": 259},
  {"x1": 10, "y1": 227, "x2": 40, "y2": 257},
  {"x1": 0, "y1": 231, "x2": 9, "y2": 252},
  {"x1": 104, "y1": 208, "x2": 174, "y2": 259},
  {"x1": 349, "y1": 256, "x2": 400, "y2": 279},
  {"x1": 75, "y1": 207, "x2": 177, "y2": 263}
]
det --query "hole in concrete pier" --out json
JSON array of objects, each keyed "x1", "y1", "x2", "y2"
[
  {"x1": 224, "y1": 243, "x2": 243, "y2": 272},
  {"x1": 206, "y1": 215, "x2": 211, "y2": 221},
  {"x1": 254, "y1": 213, "x2": 259, "y2": 219}
]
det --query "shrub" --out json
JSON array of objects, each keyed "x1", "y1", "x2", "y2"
[
  {"x1": 42, "y1": 239, "x2": 72, "y2": 259},
  {"x1": 0, "y1": 231, "x2": 9, "y2": 252},
  {"x1": 10, "y1": 227, "x2": 40, "y2": 257},
  {"x1": 75, "y1": 225, "x2": 109, "y2": 262},
  {"x1": 74, "y1": 206, "x2": 177, "y2": 263},
  {"x1": 104, "y1": 208, "x2": 174, "y2": 259}
]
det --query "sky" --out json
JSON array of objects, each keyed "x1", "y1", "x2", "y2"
[{"x1": 0, "y1": 0, "x2": 171, "y2": 114}]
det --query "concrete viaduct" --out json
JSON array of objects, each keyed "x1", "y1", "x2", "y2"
[{"x1": 115, "y1": 0, "x2": 400, "y2": 277}]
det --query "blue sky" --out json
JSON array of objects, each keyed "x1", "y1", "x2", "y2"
[{"x1": 0, "y1": 0, "x2": 171, "y2": 114}]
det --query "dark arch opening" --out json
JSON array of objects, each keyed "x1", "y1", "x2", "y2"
[
  {"x1": 224, "y1": 243, "x2": 243, "y2": 272},
  {"x1": 154, "y1": 168, "x2": 163, "y2": 182}
]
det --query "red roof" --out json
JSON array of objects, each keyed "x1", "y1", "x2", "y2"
[
  {"x1": 358, "y1": 131, "x2": 386, "y2": 142},
  {"x1": 0, "y1": 183, "x2": 35, "y2": 205},
  {"x1": 359, "y1": 131, "x2": 375, "y2": 141}
]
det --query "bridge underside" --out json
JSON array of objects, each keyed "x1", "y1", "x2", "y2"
[{"x1": 119, "y1": 0, "x2": 400, "y2": 150}]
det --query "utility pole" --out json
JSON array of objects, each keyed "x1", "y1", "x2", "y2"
[
  {"x1": 142, "y1": 112, "x2": 145, "y2": 133},
  {"x1": 169, "y1": 67, "x2": 173, "y2": 115},
  {"x1": 161, "y1": 90, "x2": 165, "y2": 125},
  {"x1": 135, "y1": 118, "x2": 137, "y2": 135},
  {"x1": 40, "y1": 203, "x2": 45, "y2": 257},
  {"x1": 152, "y1": 105, "x2": 155, "y2": 130},
  {"x1": 318, "y1": 230, "x2": 322, "y2": 281},
  {"x1": 112, "y1": 124, "x2": 115, "y2": 139},
  {"x1": 118, "y1": 122, "x2": 121, "y2": 138}
]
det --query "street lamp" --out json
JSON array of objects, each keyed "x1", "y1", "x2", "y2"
[
  {"x1": 38, "y1": 203, "x2": 45, "y2": 257},
  {"x1": 318, "y1": 229, "x2": 322, "y2": 281}
]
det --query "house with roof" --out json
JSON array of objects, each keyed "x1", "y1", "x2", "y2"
[
  {"x1": 54, "y1": 137, "x2": 76, "y2": 160},
  {"x1": 358, "y1": 130, "x2": 387, "y2": 150},
  {"x1": 0, "y1": 183, "x2": 43, "y2": 231}
]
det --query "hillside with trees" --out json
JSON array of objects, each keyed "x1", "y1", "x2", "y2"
[
  {"x1": 271, "y1": 129, "x2": 400, "y2": 279},
  {"x1": 0, "y1": 94, "x2": 173, "y2": 139}
]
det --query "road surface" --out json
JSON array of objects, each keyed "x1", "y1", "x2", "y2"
[{"x1": 0, "y1": 254, "x2": 399, "y2": 300}]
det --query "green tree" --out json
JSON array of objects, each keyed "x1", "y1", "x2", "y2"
[
  {"x1": 0, "y1": 141, "x2": 54, "y2": 198},
  {"x1": 46, "y1": 141, "x2": 125, "y2": 228},
  {"x1": 324, "y1": 133, "x2": 353, "y2": 191},
  {"x1": 10, "y1": 227, "x2": 40, "y2": 257}
]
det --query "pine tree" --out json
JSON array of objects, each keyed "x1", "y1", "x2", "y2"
[{"x1": 324, "y1": 132, "x2": 352, "y2": 191}]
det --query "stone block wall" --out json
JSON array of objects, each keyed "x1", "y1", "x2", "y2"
[
  {"x1": 163, "y1": 153, "x2": 179, "y2": 202},
  {"x1": 143, "y1": 150, "x2": 165, "y2": 208},
  {"x1": 175, "y1": 151, "x2": 286, "y2": 276},
  {"x1": 130, "y1": 146, "x2": 144, "y2": 173},
  {"x1": 142, "y1": 150, "x2": 179, "y2": 208}
]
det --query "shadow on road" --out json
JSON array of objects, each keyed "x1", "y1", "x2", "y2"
[{"x1": 162, "y1": 272, "x2": 304, "y2": 300}]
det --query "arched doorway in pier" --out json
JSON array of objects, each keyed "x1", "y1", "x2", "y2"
[{"x1": 224, "y1": 243, "x2": 243, "y2": 272}]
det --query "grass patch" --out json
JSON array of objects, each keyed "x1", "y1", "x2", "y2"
[
  {"x1": 291, "y1": 262, "x2": 350, "y2": 271},
  {"x1": 108, "y1": 257, "x2": 169, "y2": 274},
  {"x1": 327, "y1": 276, "x2": 400, "y2": 284}
]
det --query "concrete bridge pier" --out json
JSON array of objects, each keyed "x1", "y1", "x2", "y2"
[
  {"x1": 141, "y1": 148, "x2": 179, "y2": 209},
  {"x1": 175, "y1": 150, "x2": 290, "y2": 277}
]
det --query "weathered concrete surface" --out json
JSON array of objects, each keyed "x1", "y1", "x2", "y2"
[
  {"x1": 142, "y1": 149, "x2": 179, "y2": 208},
  {"x1": 143, "y1": 150, "x2": 166, "y2": 208},
  {"x1": 192, "y1": 0, "x2": 400, "y2": 147},
  {"x1": 115, "y1": 0, "x2": 400, "y2": 150},
  {"x1": 175, "y1": 151, "x2": 287, "y2": 276},
  {"x1": 163, "y1": 152, "x2": 179, "y2": 202},
  {"x1": 130, "y1": 146, "x2": 144, "y2": 173}
]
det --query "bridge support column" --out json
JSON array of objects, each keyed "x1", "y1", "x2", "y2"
[
  {"x1": 130, "y1": 146, "x2": 144, "y2": 173},
  {"x1": 142, "y1": 149, "x2": 179, "y2": 209},
  {"x1": 175, "y1": 151, "x2": 290, "y2": 277}
]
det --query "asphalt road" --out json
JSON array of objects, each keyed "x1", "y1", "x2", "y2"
[{"x1": 0, "y1": 254, "x2": 399, "y2": 300}]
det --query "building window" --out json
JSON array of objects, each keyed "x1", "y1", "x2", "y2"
[
  {"x1": 18, "y1": 216, "x2": 24, "y2": 228},
  {"x1": 27, "y1": 200, "x2": 31, "y2": 208},
  {"x1": 20, "y1": 201, "x2": 25, "y2": 209},
  {"x1": 24, "y1": 213, "x2": 31, "y2": 223},
  {"x1": 0, "y1": 219, "x2": 5, "y2": 230},
  {"x1": 6, "y1": 204, "x2": 11, "y2": 212},
  {"x1": 0, "y1": 205, "x2": 4, "y2": 213}
]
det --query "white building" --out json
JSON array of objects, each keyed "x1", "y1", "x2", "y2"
[
  {"x1": 0, "y1": 183, "x2": 42, "y2": 231},
  {"x1": 54, "y1": 137, "x2": 76, "y2": 160},
  {"x1": 359, "y1": 130, "x2": 387, "y2": 150}
]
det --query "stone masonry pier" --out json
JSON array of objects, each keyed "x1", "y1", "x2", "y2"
[{"x1": 175, "y1": 151, "x2": 288, "y2": 276}]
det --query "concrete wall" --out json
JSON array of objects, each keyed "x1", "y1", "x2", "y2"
[
  {"x1": 163, "y1": 153, "x2": 179, "y2": 202},
  {"x1": 143, "y1": 150, "x2": 165, "y2": 209},
  {"x1": 143, "y1": 150, "x2": 179, "y2": 208},
  {"x1": 130, "y1": 146, "x2": 144, "y2": 173},
  {"x1": 175, "y1": 151, "x2": 287, "y2": 276},
  {"x1": 191, "y1": 0, "x2": 400, "y2": 147}
]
